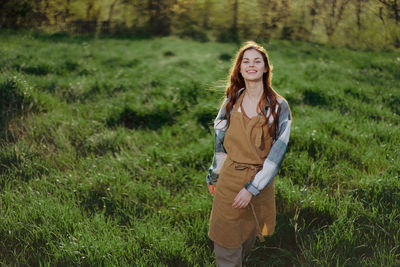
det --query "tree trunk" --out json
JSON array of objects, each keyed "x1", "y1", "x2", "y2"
[
  {"x1": 379, "y1": 6, "x2": 385, "y2": 24},
  {"x1": 63, "y1": 0, "x2": 71, "y2": 23},
  {"x1": 322, "y1": 0, "x2": 351, "y2": 38},
  {"x1": 155, "y1": 0, "x2": 163, "y2": 35},
  {"x1": 310, "y1": 0, "x2": 319, "y2": 29},
  {"x1": 356, "y1": 0, "x2": 362, "y2": 30},
  {"x1": 147, "y1": 0, "x2": 170, "y2": 35},
  {"x1": 108, "y1": 0, "x2": 119, "y2": 22},
  {"x1": 202, "y1": 0, "x2": 211, "y2": 29},
  {"x1": 232, "y1": 0, "x2": 239, "y2": 41},
  {"x1": 378, "y1": 0, "x2": 400, "y2": 23},
  {"x1": 394, "y1": 0, "x2": 399, "y2": 23}
]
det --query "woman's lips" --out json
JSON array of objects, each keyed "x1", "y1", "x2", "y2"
[{"x1": 247, "y1": 70, "x2": 257, "y2": 74}]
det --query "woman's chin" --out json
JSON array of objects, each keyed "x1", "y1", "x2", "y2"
[{"x1": 244, "y1": 76, "x2": 263, "y2": 82}]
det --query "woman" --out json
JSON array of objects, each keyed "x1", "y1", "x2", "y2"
[{"x1": 206, "y1": 41, "x2": 291, "y2": 266}]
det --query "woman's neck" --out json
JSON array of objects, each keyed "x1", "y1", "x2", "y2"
[{"x1": 244, "y1": 80, "x2": 263, "y2": 102}]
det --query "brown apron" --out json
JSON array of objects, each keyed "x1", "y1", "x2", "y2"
[{"x1": 208, "y1": 92, "x2": 276, "y2": 249}]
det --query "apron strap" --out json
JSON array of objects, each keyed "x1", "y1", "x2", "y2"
[{"x1": 250, "y1": 203, "x2": 265, "y2": 242}]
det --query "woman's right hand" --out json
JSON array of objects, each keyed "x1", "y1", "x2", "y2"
[{"x1": 208, "y1": 184, "x2": 216, "y2": 195}]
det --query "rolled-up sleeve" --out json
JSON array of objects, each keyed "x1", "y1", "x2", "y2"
[
  {"x1": 206, "y1": 99, "x2": 229, "y2": 185},
  {"x1": 245, "y1": 98, "x2": 291, "y2": 196}
]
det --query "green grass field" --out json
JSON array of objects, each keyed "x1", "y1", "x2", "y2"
[{"x1": 0, "y1": 30, "x2": 399, "y2": 266}]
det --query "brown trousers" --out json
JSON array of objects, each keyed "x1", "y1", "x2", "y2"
[{"x1": 214, "y1": 237, "x2": 256, "y2": 267}]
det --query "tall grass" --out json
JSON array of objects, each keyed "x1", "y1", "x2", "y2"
[{"x1": 0, "y1": 31, "x2": 399, "y2": 266}]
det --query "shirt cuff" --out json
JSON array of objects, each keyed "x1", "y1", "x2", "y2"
[
  {"x1": 245, "y1": 183, "x2": 260, "y2": 196},
  {"x1": 206, "y1": 173, "x2": 218, "y2": 185}
]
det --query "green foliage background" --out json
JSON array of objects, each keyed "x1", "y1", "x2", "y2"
[
  {"x1": 1, "y1": 0, "x2": 400, "y2": 49},
  {"x1": 0, "y1": 31, "x2": 399, "y2": 265}
]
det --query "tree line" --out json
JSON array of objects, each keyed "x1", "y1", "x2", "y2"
[{"x1": 0, "y1": 0, "x2": 399, "y2": 48}]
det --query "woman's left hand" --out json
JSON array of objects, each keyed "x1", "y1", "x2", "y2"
[{"x1": 232, "y1": 188, "x2": 253, "y2": 209}]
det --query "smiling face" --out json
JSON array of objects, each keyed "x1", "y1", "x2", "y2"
[{"x1": 240, "y1": 49, "x2": 268, "y2": 82}]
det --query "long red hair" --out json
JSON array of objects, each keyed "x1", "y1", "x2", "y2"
[{"x1": 224, "y1": 41, "x2": 282, "y2": 137}]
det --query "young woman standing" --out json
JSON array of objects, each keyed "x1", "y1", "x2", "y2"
[{"x1": 206, "y1": 41, "x2": 291, "y2": 266}]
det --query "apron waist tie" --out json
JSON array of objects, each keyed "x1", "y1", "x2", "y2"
[
  {"x1": 250, "y1": 203, "x2": 265, "y2": 242},
  {"x1": 233, "y1": 163, "x2": 263, "y2": 172}
]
